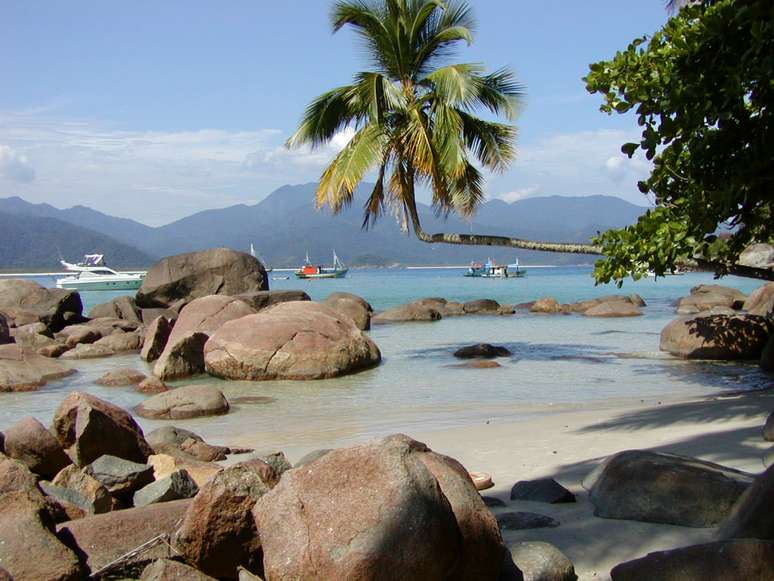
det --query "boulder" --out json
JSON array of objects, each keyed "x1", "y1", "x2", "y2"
[
  {"x1": 253, "y1": 434, "x2": 505, "y2": 581},
  {"x1": 92, "y1": 330, "x2": 143, "y2": 352},
  {"x1": 295, "y1": 448, "x2": 333, "y2": 467},
  {"x1": 141, "y1": 559, "x2": 218, "y2": 581},
  {"x1": 509, "y1": 542, "x2": 577, "y2": 581},
  {"x1": 463, "y1": 299, "x2": 501, "y2": 314},
  {"x1": 744, "y1": 282, "x2": 774, "y2": 318},
  {"x1": 174, "y1": 460, "x2": 276, "y2": 578},
  {"x1": 59, "y1": 342, "x2": 115, "y2": 359},
  {"x1": 530, "y1": 297, "x2": 565, "y2": 314},
  {"x1": 204, "y1": 301, "x2": 381, "y2": 380},
  {"x1": 58, "y1": 324, "x2": 102, "y2": 348},
  {"x1": 95, "y1": 368, "x2": 147, "y2": 386},
  {"x1": 738, "y1": 243, "x2": 774, "y2": 270},
  {"x1": 84, "y1": 455, "x2": 155, "y2": 497},
  {"x1": 659, "y1": 314, "x2": 771, "y2": 359},
  {"x1": 0, "y1": 279, "x2": 83, "y2": 332},
  {"x1": 136, "y1": 385, "x2": 230, "y2": 420},
  {"x1": 51, "y1": 391, "x2": 154, "y2": 466},
  {"x1": 583, "y1": 301, "x2": 642, "y2": 317},
  {"x1": 57, "y1": 499, "x2": 192, "y2": 574},
  {"x1": 177, "y1": 439, "x2": 231, "y2": 462},
  {"x1": 88, "y1": 295, "x2": 142, "y2": 322},
  {"x1": 323, "y1": 291, "x2": 373, "y2": 330},
  {"x1": 136, "y1": 248, "x2": 269, "y2": 310},
  {"x1": 0, "y1": 312, "x2": 9, "y2": 345},
  {"x1": 676, "y1": 284, "x2": 746, "y2": 314},
  {"x1": 0, "y1": 490, "x2": 84, "y2": 581},
  {"x1": 152, "y1": 331, "x2": 208, "y2": 380},
  {"x1": 510, "y1": 478, "x2": 576, "y2": 504},
  {"x1": 454, "y1": 343, "x2": 512, "y2": 359},
  {"x1": 0, "y1": 344, "x2": 75, "y2": 392},
  {"x1": 137, "y1": 376, "x2": 170, "y2": 394},
  {"x1": 372, "y1": 302, "x2": 442, "y2": 323},
  {"x1": 440, "y1": 301, "x2": 466, "y2": 317},
  {"x1": 43, "y1": 464, "x2": 112, "y2": 514},
  {"x1": 147, "y1": 425, "x2": 205, "y2": 449},
  {"x1": 38, "y1": 343, "x2": 71, "y2": 358},
  {"x1": 718, "y1": 464, "x2": 774, "y2": 540},
  {"x1": 148, "y1": 453, "x2": 222, "y2": 488},
  {"x1": 3, "y1": 416, "x2": 71, "y2": 479},
  {"x1": 610, "y1": 539, "x2": 774, "y2": 581},
  {"x1": 11, "y1": 324, "x2": 58, "y2": 349},
  {"x1": 141, "y1": 308, "x2": 179, "y2": 325},
  {"x1": 133, "y1": 469, "x2": 199, "y2": 507},
  {"x1": 764, "y1": 413, "x2": 774, "y2": 442},
  {"x1": 235, "y1": 289, "x2": 311, "y2": 311},
  {"x1": 141, "y1": 315, "x2": 174, "y2": 362},
  {"x1": 497, "y1": 512, "x2": 560, "y2": 530},
  {"x1": 259, "y1": 451, "x2": 292, "y2": 478},
  {"x1": 584, "y1": 450, "x2": 754, "y2": 527},
  {"x1": 568, "y1": 295, "x2": 644, "y2": 314},
  {"x1": 0, "y1": 453, "x2": 41, "y2": 496},
  {"x1": 452, "y1": 360, "x2": 502, "y2": 369}
]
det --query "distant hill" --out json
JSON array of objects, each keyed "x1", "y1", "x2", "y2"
[
  {"x1": 0, "y1": 211, "x2": 153, "y2": 269},
  {"x1": 0, "y1": 188, "x2": 647, "y2": 267}
]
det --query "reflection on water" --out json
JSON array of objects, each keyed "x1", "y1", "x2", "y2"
[{"x1": 2, "y1": 268, "x2": 769, "y2": 458}]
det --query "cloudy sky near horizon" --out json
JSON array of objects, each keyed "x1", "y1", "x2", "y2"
[{"x1": 1, "y1": 1, "x2": 667, "y2": 226}]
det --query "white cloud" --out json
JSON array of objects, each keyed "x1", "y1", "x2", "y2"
[
  {"x1": 0, "y1": 144, "x2": 35, "y2": 183},
  {"x1": 497, "y1": 186, "x2": 541, "y2": 203}
]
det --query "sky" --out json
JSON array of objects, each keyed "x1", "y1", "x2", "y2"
[{"x1": 0, "y1": 1, "x2": 669, "y2": 226}]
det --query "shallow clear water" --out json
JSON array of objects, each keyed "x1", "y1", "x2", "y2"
[{"x1": 3, "y1": 267, "x2": 770, "y2": 454}]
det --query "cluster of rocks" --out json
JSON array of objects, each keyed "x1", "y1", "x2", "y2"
[
  {"x1": 372, "y1": 294, "x2": 647, "y2": 324},
  {"x1": 0, "y1": 393, "x2": 545, "y2": 580},
  {"x1": 659, "y1": 281, "x2": 773, "y2": 370}
]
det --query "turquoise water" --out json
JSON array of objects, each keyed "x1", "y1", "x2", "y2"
[{"x1": 2, "y1": 267, "x2": 770, "y2": 453}]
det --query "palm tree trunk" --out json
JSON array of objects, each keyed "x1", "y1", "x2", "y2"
[{"x1": 412, "y1": 227, "x2": 603, "y2": 254}]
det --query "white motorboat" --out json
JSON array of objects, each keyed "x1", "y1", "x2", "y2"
[{"x1": 55, "y1": 254, "x2": 145, "y2": 291}]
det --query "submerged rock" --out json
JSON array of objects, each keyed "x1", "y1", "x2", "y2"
[
  {"x1": 95, "y1": 368, "x2": 147, "y2": 386},
  {"x1": 497, "y1": 511, "x2": 560, "y2": 530},
  {"x1": 136, "y1": 385, "x2": 230, "y2": 420},
  {"x1": 204, "y1": 301, "x2": 381, "y2": 380},
  {"x1": 0, "y1": 344, "x2": 75, "y2": 392},
  {"x1": 510, "y1": 478, "x2": 576, "y2": 504},
  {"x1": 454, "y1": 343, "x2": 512, "y2": 359}
]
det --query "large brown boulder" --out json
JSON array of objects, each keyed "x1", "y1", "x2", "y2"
[
  {"x1": 610, "y1": 539, "x2": 774, "y2": 581},
  {"x1": 463, "y1": 299, "x2": 501, "y2": 314},
  {"x1": 0, "y1": 453, "x2": 41, "y2": 497},
  {"x1": 372, "y1": 302, "x2": 443, "y2": 323},
  {"x1": 57, "y1": 499, "x2": 192, "y2": 574},
  {"x1": 136, "y1": 385, "x2": 230, "y2": 420},
  {"x1": 141, "y1": 315, "x2": 173, "y2": 362},
  {"x1": 205, "y1": 301, "x2": 381, "y2": 380},
  {"x1": 738, "y1": 243, "x2": 774, "y2": 270},
  {"x1": 136, "y1": 248, "x2": 269, "y2": 310},
  {"x1": 3, "y1": 417, "x2": 72, "y2": 479},
  {"x1": 583, "y1": 301, "x2": 642, "y2": 318},
  {"x1": 51, "y1": 391, "x2": 153, "y2": 466},
  {"x1": 92, "y1": 330, "x2": 143, "y2": 353},
  {"x1": 659, "y1": 314, "x2": 771, "y2": 359},
  {"x1": 569, "y1": 295, "x2": 645, "y2": 313},
  {"x1": 253, "y1": 434, "x2": 507, "y2": 581},
  {"x1": 0, "y1": 312, "x2": 9, "y2": 345},
  {"x1": 676, "y1": 284, "x2": 746, "y2": 314},
  {"x1": 323, "y1": 292, "x2": 373, "y2": 330},
  {"x1": 583, "y1": 450, "x2": 754, "y2": 527},
  {"x1": 235, "y1": 290, "x2": 311, "y2": 311},
  {"x1": 530, "y1": 297, "x2": 565, "y2": 314},
  {"x1": 174, "y1": 459, "x2": 276, "y2": 578},
  {"x1": 0, "y1": 344, "x2": 75, "y2": 392},
  {"x1": 141, "y1": 559, "x2": 218, "y2": 581},
  {"x1": 0, "y1": 490, "x2": 84, "y2": 581},
  {"x1": 743, "y1": 282, "x2": 774, "y2": 318},
  {"x1": 718, "y1": 464, "x2": 774, "y2": 540},
  {"x1": 0, "y1": 279, "x2": 83, "y2": 332},
  {"x1": 153, "y1": 295, "x2": 256, "y2": 380},
  {"x1": 88, "y1": 295, "x2": 142, "y2": 322},
  {"x1": 95, "y1": 368, "x2": 147, "y2": 386},
  {"x1": 508, "y1": 542, "x2": 577, "y2": 581}
]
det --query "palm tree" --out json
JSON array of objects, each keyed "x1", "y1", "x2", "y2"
[{"x1": 288, "y1": 0, "x2": 600, "y2": 255}]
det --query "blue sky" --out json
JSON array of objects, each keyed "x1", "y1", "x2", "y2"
[{"x1": 0, "y1": 1, "x2": 669, "y2": 225}]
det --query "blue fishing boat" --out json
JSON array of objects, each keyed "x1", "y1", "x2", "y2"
[{"x1": 464, "y1": 258, "x2": 525, "y2": 278}]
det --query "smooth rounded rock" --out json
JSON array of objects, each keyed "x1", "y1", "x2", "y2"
[
  {"x1": 0, "y1": 344, "x2": 75, "y2": 392},
  {"x1": 323, "y1": 291, "x2": 372, "y2": 330},
  {"x1": 454, "y1": 343, "x2": 512, "y2": 359},
  {"x1": 660, "y1": 314, "x2": 770, "y2": 360},
  {"x1": 95, "y1": 368, "x2": 147, "y2": 386},
  {"x1": 3, "y1": 416, "x2": 72, "y2": 479},
  {"x1": 509, "y1": 542, "x2": 577, "y2": 581},
  {"x1": 372, "y1": 302, "x2": 442, "y2": 323},
  {"x1": 137, "y1": 385, "x2": 230, "y2": 420}
]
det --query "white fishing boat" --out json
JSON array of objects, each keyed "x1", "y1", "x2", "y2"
[
  {"x1": 464, "y1": 258, "x2": 526, "y2": 278},
  {"x1": 55, "y1": 254, "x2": 145, "y2": 291}
]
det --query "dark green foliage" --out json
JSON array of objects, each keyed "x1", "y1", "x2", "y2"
[{"x1": 586, "y1": 0, "x2": 773, "y2": 284}]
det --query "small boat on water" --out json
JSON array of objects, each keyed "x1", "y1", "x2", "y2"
[
  {"x1": 464, "y1": 258, "x2": 526, "y2": 279},
  {"x1": 295, "y1": 251, "x2": 348, "y2": 279},
  {"x1": 55, "y1": 254, "x2": 145, "y2": 291}
]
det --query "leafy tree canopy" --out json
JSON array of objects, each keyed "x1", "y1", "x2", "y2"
[{"x1": 586, "y1": 0, "x2": 773, "y2": 285}]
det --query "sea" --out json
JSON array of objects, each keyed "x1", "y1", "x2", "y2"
[{"x1": 1, "y1": 266, "x2": 770, "y2": 455}]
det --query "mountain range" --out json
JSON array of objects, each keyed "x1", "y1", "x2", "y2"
[{"x1": 0, "y1": 184, "x2": 647, "y2": 269}]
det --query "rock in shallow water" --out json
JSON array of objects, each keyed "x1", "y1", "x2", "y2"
[
  {"x1": 136, "y1": 385, "x2": 230, "y2": 420},
  {"x1": 510, "y1": 478, "x2": 576, "y2": 504},
  {"x1": 95, "y1": 368, "x2": 147, "y2": 386},
  {"x1": 497, "y1": 511, "x2": 560, "y2": 530},
  {"x1": 454, "y1": 343, "x2": 512, "y2": 359},
  {"x1": 0, "y1": 344, "x2": 75, "y2": 392},
  {"x1": 660, "y1": 314, "x2": 770, "y2": 360}
]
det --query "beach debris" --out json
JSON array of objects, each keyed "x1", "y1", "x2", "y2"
[
  {"x1": 0, "y1": 490, "x2": 85, "y2": 581},
  {"x1": 140, "y1": 558, "x2": 217, "y2": 581},
  {"x1": 2, "y1": 416, "x2": 71, "y2": 479},
  {"x1": 0, "y1": 344, "x2": 75, "y2": 392},
  {"x1": 509, "y1": 541, "x2": 577, "y2": 581},
  {"x1": 204, "y1": 302, "x2": 381, "y2": 380},
  {"x1": 510, "y1": 478, "x2": 576, "y2": 504},
  {"x1": 133, "y1": 469, "x2": 198, "y2": 507},
  {"x1": 253, "y1": 434, "x2": 507, "y2": 581},
  {"x1": 463, "y1": 298, "x2": 501, "y2": 314},
  {"x1": 610, "y1": 539, "x2": 774, "y2": 581},
  {"x1": 141, "y1": 315, "x2": 173, "y2": 362},
  {"x1": 323, "y1": 291, "x2": 373, "y2": 330},
  {"x1": 135, "y1": 248, "x2": 269, "y2": 311},
  {"x1": 84, "y1": 455, "x2": 154, "y2": 498},
  {"x1": 660, "y1": 313, "x2": 770, "y2": 360},
  {"x1": 497, "y1": 511, "x2": 560, "y2": 530},
  {"x1": 52, "y1": 391, "x2": 153, "y2": 466},
  {"x1": 583, "y1": 450, "x2": 754, "y2": 527},
  {"x1": 372, "y1": 301, "x2": 443, "y2": 323},
  {"x1": 174, "y1": 459, "x2": 276, "y2": 578},
  {"x1": 136, "y1": 385, "x2": 230, "y2": 420},
  {"x1": 95, "y1": 368, "x2": 147, "y2": 386},
  {"x1": 718, "y1": 464, "x2": 774, "y2": 541},
  {"x1": 454, "y1": 343, "x2": 512, "y2": 359}
]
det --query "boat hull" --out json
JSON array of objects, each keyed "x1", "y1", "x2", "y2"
[
  {"x1": 55, "y1": 278, "x2": 144, "y2": 291},
  {"x1": 295, "y1": 269, "x2": 348, "y2": 279}
]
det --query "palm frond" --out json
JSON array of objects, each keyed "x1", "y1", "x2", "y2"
[
  {"x1": 287, "y1": 86, "x2": 357, "y2": 148},
  {"x1": 458, "y1": 110, "x2": 516, "y2": 172}
]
